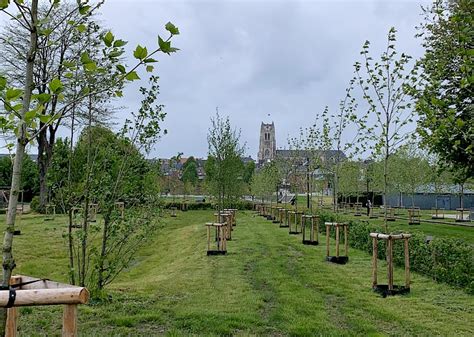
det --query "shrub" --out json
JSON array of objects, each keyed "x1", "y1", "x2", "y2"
[
  {"x1": 316, "y1": 210, "x2": 474, "y2": 294},
  {"x1": 30, "y1": 196, "x2": 40, "y2": 213}
]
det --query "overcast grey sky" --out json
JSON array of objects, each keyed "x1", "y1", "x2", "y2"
[{"x1": 98, "y1": 0, "x2": 429, "y2": 159}]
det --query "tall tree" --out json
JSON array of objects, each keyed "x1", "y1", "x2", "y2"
[
  {"x1": 411, "y1": 0, "x2": 473, "y2": 178},
  {"x1": 351, "y1": 27, "x2": 419, "y2": 230},
  {"x1": 205, "y1": 111, "x2": 245, "y2": 211}
]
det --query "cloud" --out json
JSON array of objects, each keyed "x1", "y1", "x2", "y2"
[{"x1": 96, "y1": 0, "x2": 430, "y2": 158}]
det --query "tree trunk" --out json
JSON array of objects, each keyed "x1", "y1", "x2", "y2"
[
  {"x1": 68, "y1": 209, "x2": 75, "y2": 285},
  {"x1": 38, "y1": 126, "x2": 55, "y2": 212},
  {"x1": 383, "y1": 151, "x2": 389, "y2": 233},
  {"x1": 1, "y1": 1, "x2": 39, "y2": 334},
  {"x1": 97, "y1": 212, "x2": 110, "y2": 290}
]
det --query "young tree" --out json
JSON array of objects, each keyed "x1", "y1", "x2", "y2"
[
  {"x1": 351, "y1": 27, "x2": 419, "y2": 230},
  {"x1": 0, "y1": 3, "x2": 122, "y2": 211},
  {"x1": 205, "y1": 111, "x2": 245, "y2": 211},
  {"x1": 0, "y1": 0, "x2": 179, "y2": 329},
  {"x1": 411, "y1": 0, "x2": 473, "y2": 178},
  {"x1": 182, "y1": 157, "x2": 198, "y2": 192}
]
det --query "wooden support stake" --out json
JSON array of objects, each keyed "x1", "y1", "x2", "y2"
[
  {"x1": 5, "y1": 276, "x2": 21, "y2": 337},
  {"x1": 62, "y1": 304, "x2": 78, "y2": 337},
  {"x1": 207, "y1": 226, "x2": 210, "y2": 251},
  {"x1": 315, "y1": 218, "x2": 319, "y2": 242},
  {"x1": 372, "y1": 237, "x2": 378, "y2": 288},
  {"x1": 387, "y1": 238, "x2": 393, "y2": 291},
  {"x1": 326, "y1": 224, "x2": 330, "y2": 257},
  {"x1": 404, "y1": 238, "x2": 410, "y2": 289},
  {"x1": 344, "y1": 225, "x2": 348, "y2": 256},
  {"x1": 335, "y1": 225, "x2": 340, "y2": 257}
]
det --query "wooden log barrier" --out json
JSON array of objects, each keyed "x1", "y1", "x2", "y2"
[
  {"x1": 3, "y1": 275, "x2": 89, "y2": 337},
  {"x1": 370, "y1": 233, "x2": 411, "y2": 297}
]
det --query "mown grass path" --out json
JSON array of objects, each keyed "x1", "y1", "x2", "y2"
[{"x1": 13, "y1": 210, "x2": 474, "y2": 336}]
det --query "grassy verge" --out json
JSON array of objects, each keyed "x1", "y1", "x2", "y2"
[{"x1": 7, "y1": 210, "x2": 474, "y2": 336}]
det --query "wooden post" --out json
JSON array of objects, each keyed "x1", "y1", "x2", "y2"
[
  {"x1": 404, "y1": 238, "x2": 410, "y2": 289},
  {"x1": 315, "y1": 217, "x2": 319, "y2": 242},
  {"x1": 344, "y1": 225, "x2": 348, "y2": 256},
  {"x1": 387, "y1": 238, "x2": 393, "y2": 291},
  {"x1": 62, "y1": 304, "x2": 78, "y2": 337},
  {"x1": 325, "y1": 224, "x2": 330, "y2": 257},
  {"x1": 335, "y1": 225, "x2": 340, "y2": 257},
  {"x1": 207, "y1": 226, "x2": 210, "y2": 251},
  {"x1": 5, "y1": 276, "x2": 21, "y2": 337},
  {"x1": 372, "y1": 237, "x2": 378, "y2": 288}
]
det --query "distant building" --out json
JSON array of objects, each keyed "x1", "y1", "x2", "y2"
[
  {"x1": 258, "y1": 122, "x2": 276, "y2": 164},
  {"x1": 157, "y1": 156, "x2": 254, "y2": 180},
  {"x1": 257, "y1": 121, "x2": 346, "y2": 167}
]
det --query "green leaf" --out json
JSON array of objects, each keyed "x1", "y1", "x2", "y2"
[
  {"x1": 113, "y1": 40, "x2": 127, "y2": 48},
  {"x1": 143, "y1": 58, "x2": 158, "y2": 63},
  {"x1": 80, "y1": 52, "x2": 92, "y2": 64},
  {"x1": 158, "y1": 36, "x2": 171, "y2": 52},
  {"x1": 158, "y1": 36, "x2": 178, "y2": 54},
  {"x1": 165, "y1": 22, "x2": 180, "y2": 35},
  {"x1": 0, "y1": 0, "x2": 10, "y2": 10},
  {"x1": 115, "y1": 90, "x2": 123, "y2": 97},
  {"x1": 33, "y1": 93, "x2": 51, "y2": 104},
  {"x1": 79, "y1": 5, "x2": 91, "y2": 15},
  {"x1": 103, "y1": 31, "x2": 114, "y2": 47},
  {"x1": 77, "y1": 24, "x2": 87, "y2": 33},
  {"x1": 39, "y1": 28, "x2": 52, "y2": 36},
  {"x1": 109, "y1": 50, "x2": 125, "y2": 58},
  {"x1": 146, "y1": 65, "x2": 154, "y2": 73},
  {"x1": 125, "y1": 71, "x2": 140, "y2": 81},
  {"x1": 84, "y1": 62, "x2": 97, "y2": 71},
  {"x1": 49, "y1": 78, "x2": 63, "y2": 94},
  {"x1": 0, "y1": 76, "x2": 6, "y2": 90},
  {"x1": 39, "y1": 114, "x2": 50, "y2": 123},
  {"x1": 24, "y1": 109, "x2": 36, "y2": 122},
  {"x1": 133, "y1": 45, "x2": 148, "y2": 60},
  {"x1": 6, "y1": 88, "x2": 22, "y2": 100},
  {"x1": 116, "y1": 65, "x2": 126, "y2": 74}
]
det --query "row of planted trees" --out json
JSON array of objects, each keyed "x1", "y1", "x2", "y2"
[{"x1": 279, "y1": 0, "x2": 472, "y2": 230}]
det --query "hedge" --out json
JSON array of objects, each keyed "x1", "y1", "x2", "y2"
[
  {"x1": 162, "y1": 200, "x2": 254, "y2": 211},
  {"x1": 317, "y1": 210, "x2": 474, "y2": 294}
]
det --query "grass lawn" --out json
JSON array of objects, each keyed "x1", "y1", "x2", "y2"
[{"x1": 8, "y1": 210, "x2": 474, "y2": 336}]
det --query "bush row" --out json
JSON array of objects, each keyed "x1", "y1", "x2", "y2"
[
  {"x1": 317, "y1": 210, "x2": 474, "y2": 294},
  {"x1": 162, "y1": 200, "x2": 254, "y2": 211}
]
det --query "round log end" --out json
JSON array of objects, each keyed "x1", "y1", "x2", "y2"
[{"x1": 79, "y1": 288, "x2": 90, "y2": 304}]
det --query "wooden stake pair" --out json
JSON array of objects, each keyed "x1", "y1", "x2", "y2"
[
  {"x1": 302, "y1": 215, "x2": 319, "y2": 245},
  {"x1": 371, "y1": 233, "x2": 411, "y2": 297},
  {"x1": 325, "y1": 222, "x2": 349, "y2": 264},
  {"x1": 205, "y1": 222, "x2": 227, "y2": 255}
]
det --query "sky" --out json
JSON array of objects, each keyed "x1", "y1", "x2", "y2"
[{"x1": 4, "y1": 0, "x2": 433, "y2": 159}]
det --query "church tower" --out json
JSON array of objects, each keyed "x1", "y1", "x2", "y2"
[{"x1": 258, "y1": 122, "x2": 276, "y2": 164}]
